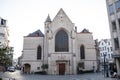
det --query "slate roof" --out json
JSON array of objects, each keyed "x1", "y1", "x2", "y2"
[
  {"x1": 45, "y1": 14, "x2": 51, "y2": 22},
  {"x1": 27, "y1": 29, "x2": 44, "y2": 37},
  {"x1": 80, "y1": 28, "x2": 90, "y2": 33}
]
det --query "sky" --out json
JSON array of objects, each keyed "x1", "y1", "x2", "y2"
[{"x1": 0, "y1": 0, "x2": 110, "y2": 59}]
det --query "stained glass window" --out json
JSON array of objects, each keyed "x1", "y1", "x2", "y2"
[
  {"x1": 37, "y1": 45, "x2": 42, "y2": 59},
  {"x1": 55, "y1": 30, "x2": 69, "y2": 52},
  {"x1": 80, "y1": 45, "x2": 85, "y2": 59}
]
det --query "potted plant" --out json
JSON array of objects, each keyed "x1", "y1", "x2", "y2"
[
  {"x1": 41, "y1": 64, "x2": 48, "y2": 74},
  {"x1": 0, "y1": 78, "x2": 2, "y2": 80}
]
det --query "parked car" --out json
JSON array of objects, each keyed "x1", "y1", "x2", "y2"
[{"x1": 8, "y1": 66, "x2": 15, "y2": 72}]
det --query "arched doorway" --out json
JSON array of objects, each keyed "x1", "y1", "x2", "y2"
[{"x1": 23, "y1": 63, "x2": 31, "y2": 74}]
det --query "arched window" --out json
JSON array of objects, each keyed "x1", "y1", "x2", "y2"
[
  {"x1": 55, "y1": 29, "x2": 69, "y2": 52},
  {"x1": 80, "y1": 45, "x2": 85, "y2": 59},
  {"x1": 37, "y1": 45, "x2": 42, "y2": 59}
]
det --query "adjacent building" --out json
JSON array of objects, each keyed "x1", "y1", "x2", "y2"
[
  {"x1": 94, "y1": 39, "x2": 100, "y2": 71},
  {"x1": 99, "y1": 39, "x2": 114, "y2": 70},
  {"x1": 0, "y1": 17, "x2": 11, "y2": 71},
  {"x1": 0, "y1": 17, "x2": 9, "y2": 48},
  {"x1": 0, "y1": 18, "x2": 14, "y2": 69},
  {"x1": 21, "y1": 8, "x2": 97, "y2": 75},
  {"x1": 106, "y1": 0, "x2": 120, "y2": 74}
]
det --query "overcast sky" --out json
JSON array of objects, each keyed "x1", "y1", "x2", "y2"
[{"x1": 0, "y1": 0, "x2": 110, "y2": 59}]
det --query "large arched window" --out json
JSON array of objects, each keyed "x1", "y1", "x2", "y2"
[
  {"x1": 80, "y1": 45, "x2": 85, "y2": 59},
  {"x1": 37, "y1": 45, "x2": 42, "y2": 59},
  {"x1": 55, "y1": 29, "x2": 69, "y2": 52}
]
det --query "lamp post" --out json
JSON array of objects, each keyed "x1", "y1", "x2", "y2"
[
  {"x1": 103, "y1": 54, "x2": 109, "y2": 77},
  {"x1": 103, "y1": 54, "x2": 106, "y2": 77}
]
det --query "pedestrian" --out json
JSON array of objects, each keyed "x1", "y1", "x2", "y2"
[
  {"x1": 111, "y1": 65, "x2": 117, "y2": 78},
  {"x1": 112, "y1": 72, "x2": 117, "y2": 78}
]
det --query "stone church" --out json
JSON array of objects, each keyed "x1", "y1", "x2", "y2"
[{"x1": 21, "y1": 8, "x2": 97, "y2": 75}]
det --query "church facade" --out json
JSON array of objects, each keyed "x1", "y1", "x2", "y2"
[{"x1": 21, "y1": 9, "x2": 97, "y2": 75}]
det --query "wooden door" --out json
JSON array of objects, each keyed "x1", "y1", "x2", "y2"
[{"x1": 59, "y1": 63, "x2": 65, "y2": 75}]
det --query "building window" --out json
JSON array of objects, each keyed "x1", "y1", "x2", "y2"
[
  {"x1": 112, "y1": 21, "x2": 117, "y2": 31},
  {"x1": 118, "y1": 19, "x2": 120, "y2": 29},
  {"x1": 110, "y1": 47, "x2": 112, "y2": 51},
  {"x1": 111, "y1": 54, "x2": 113, "y2": 58},
  {"x1": 102, "y1": 42, "x2": 103, "y2": 45},
  {"x1": 115, "y1": 1, "x2": 120, "y2": 12},
  {"x1": 100, "y1": 53, "x2": 102, "y2": 57},
  {"x1": 109, "y1": 4, "x2": 114, "y2": 15},
  {"x1": 107, "y1": 48, "x2": 109, "y2": 52},
  {"x1": 80, "y1": 45, "x2": 85, "y2": 59},
  {"x1": 55, "y1": 29, "x2": 69, "y2": 52},
  {"x1": 114, "y1": 38, "x2": 119, "y2": 50},
  {"x1": 0, "y1": 33, "x2": 5, "y2": 37},
  {"x1": 103, "y1": 47, "x2": 104, "y2": 50},
  {"x1": 108, "y1": 54, "x2": 111, "y2": 59},
  {"x1": 37, "y1": 45, "x2": 42, "y2": 59},
  {"x1": 105, "y1": 46, "x2": 106, "y2": 50}
]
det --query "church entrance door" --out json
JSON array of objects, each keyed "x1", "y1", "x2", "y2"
[
  {"x1": 24, "y1": 64, "x2": 31, "y2": 74},
  {"x1": 59, "y1": 63, "x2": 65, "y2": 75}
]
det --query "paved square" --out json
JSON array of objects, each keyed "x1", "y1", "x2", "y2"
[{"x1": 0, "y1": 70, "x2": 117, "y2": 80}]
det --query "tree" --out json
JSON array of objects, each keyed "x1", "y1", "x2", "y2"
[
  {"x1": 41, "y1": 64, "x2": 48, "y2": 71},
  {"x1": 77, "y1": 62, "x2": 84, "y2": 74},
  {"x1": 0, "y1": 47, "x2": 7, "y2": 64},
  {"x1": 41, "y1": 64, "x2": 48, "y2": 74},
  {"x1": 0, "y1": 78, "x2": 2, "y2": 80},
  {"x1": 0, "y1": 47, "x2": 11, "y2": 68}
]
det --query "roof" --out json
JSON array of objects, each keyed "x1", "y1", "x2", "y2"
[
  {"x1": 27, "y1": 29, "x2": 44, "y2": 37},
  {"x1": 99, "y1": 39, "x2": 111, "y2": 43},
  {"x1": 52, "y1": 8, "x2": 73, "y2": 23},
  {"x1": 45, "y1": 14, "x2": 51, "y2": 22},
  {"x1": 80, "y1": 28, "x2": 90, "y2": 33}
]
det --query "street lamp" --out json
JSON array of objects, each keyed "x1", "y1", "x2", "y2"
[
  {"x1": 103, "y1": 54, "x2": 106, "y2": 77},
  {"x1": 103, "y1": 54, "x2": 109, "y2": 77}
]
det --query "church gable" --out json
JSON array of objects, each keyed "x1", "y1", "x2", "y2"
[
  {"x1": 51, "y1": 8, "x2": 74, "y2": 30},
  {"x1": 53, "y1": 8, "x2": 72, "y2": 22}
]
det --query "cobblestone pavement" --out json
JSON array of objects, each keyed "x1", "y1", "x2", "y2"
[{"x1": 0, "y1": 70, "x2": 119, "y2": 80}]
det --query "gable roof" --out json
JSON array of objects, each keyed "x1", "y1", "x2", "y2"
[
  {"x1": 80, "y1": 28, "x2": 90, "y2": 33},
  {"x1": 52, "y1": 8, "x2": 72, "y2": 23},
  {"x1": 27, "y1": 29, "x2": 44, "y2": 37}
]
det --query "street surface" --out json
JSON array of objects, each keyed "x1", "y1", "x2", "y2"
[{"x1": 0, "y1": 70, "x2": 118, "y2": 80}]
